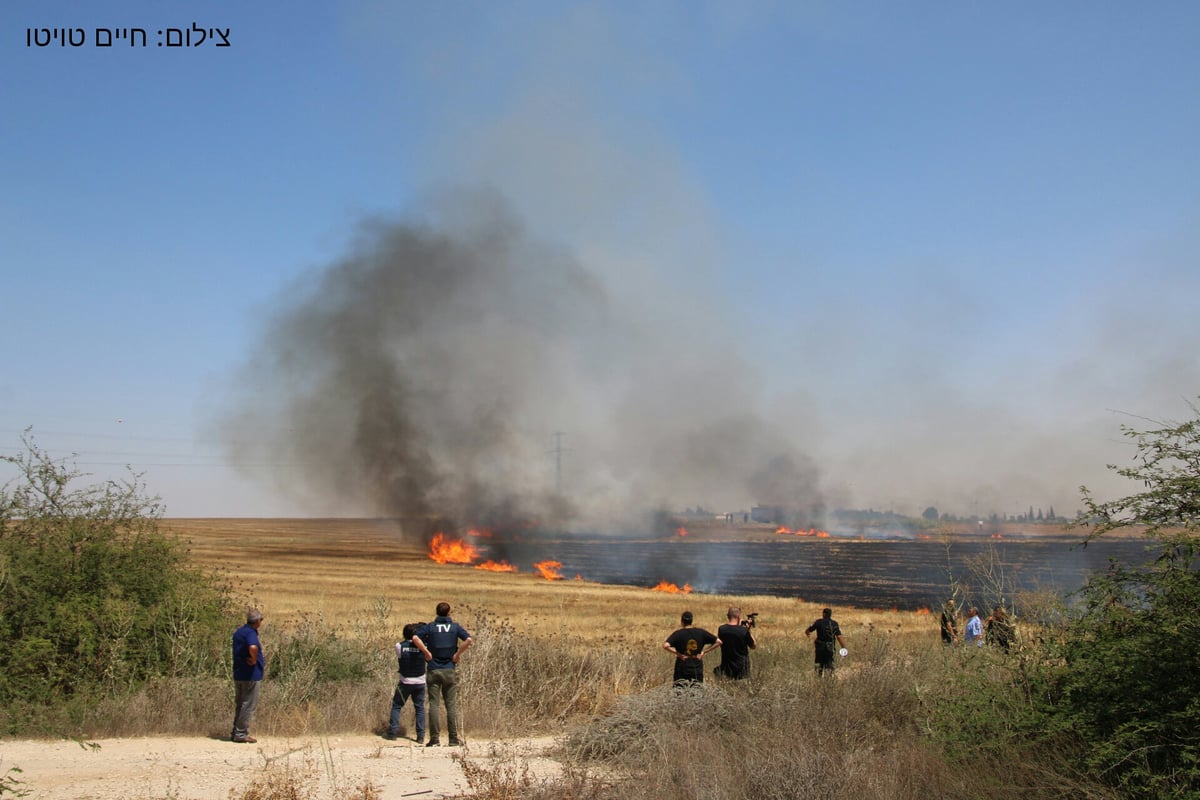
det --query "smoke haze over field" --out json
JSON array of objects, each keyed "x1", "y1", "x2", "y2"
[
  {"x1": 12, "y1": 6, "x2": 1197, "y2": 519},
  {"x1": 221, "y1": 193, "x2": 827, "y2": 533},
  {"x1": 216, "y1": 7, "x2": 1199, "y2": 528},
  {"x1": 218, "y1": 186, "x2": 1198, "y2": 532}
]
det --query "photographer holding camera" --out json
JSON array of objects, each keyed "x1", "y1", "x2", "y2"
[{"x1": 715, "y1": 606, "x2": 757, "y2": 679}]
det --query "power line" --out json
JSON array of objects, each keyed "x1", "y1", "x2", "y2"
[{"x1": 0, "y1": 427, "x2": 212, "y2": 444}]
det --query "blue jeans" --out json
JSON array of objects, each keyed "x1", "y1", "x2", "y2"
[
  {"x1": 426, "y1": 668, "x2": 460, "y2": 742},
  {"x1": 388, "y1": 682, "x2": 426, "y2": 739}
]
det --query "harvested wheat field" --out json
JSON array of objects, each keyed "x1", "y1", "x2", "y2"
[
  {"x1": 6, "y1": 519, "x2": 944, "y2": 800},
  {"x1": 162, "y1": 517, "x2": 927, "y2": 643}
]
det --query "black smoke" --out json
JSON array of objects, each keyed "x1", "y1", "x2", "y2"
[{"x1": 218, "y1": 192, "x2": 825, "y2": 541}]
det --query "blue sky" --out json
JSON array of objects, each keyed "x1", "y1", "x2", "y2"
[{"x1": 3, "y1": 2, "x2": 1198, "y2": 521}]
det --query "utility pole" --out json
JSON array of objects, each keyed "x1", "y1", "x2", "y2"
[{"x1": 549, "y1": 431, "x2": 571, "y2": 495}]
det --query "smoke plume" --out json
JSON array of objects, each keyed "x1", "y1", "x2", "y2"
[
  {"x1": 220, "y1": 191, "x2": 822, "y2": 538},
  {"x1": 213, "y1": 5, "x2": 1200, "y2": 528}
]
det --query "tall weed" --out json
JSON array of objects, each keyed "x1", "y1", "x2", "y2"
[
  {"x1": 456, "y1": 608, "x2": 661, "y2": 736},
  {"x1": 552, "y1": 638, "x2": 1116, "y2": 800}
]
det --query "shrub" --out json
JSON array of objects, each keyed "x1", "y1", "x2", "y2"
[
  {"x1": 1063, "y1": 404, "x2": 1200, "y2": 798},
  {"x1": 1055, "y1": 559, "x2": 1200, "y2": 798},
  {"x1": 0, "y1": 433, "x2": 231, "y2": 731},
  {"x1": 558, "y1": 665, "x2": 1084, "y2": 800},
  {"x1": 915, "y1": 404, "x2": 1200, "y2": 799}
]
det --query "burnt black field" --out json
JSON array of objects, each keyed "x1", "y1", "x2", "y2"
[{"x1": 498, "y1": 534, "x2": 1154, "y2": 610}]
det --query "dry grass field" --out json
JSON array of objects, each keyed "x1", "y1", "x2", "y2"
[
  {"x1": 6, "y1": 518, "x2": 1117, "y2": 800},
  {"x1": 163, "y1": 517, "x2": 932, "y2": 650}
]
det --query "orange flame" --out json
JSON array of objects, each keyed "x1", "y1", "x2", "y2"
[
  {"x1": 427, "y1": 532, "x2": 480, "y2": 565},
  {"x1": 777, "y1": 526, "x2": 831, "y2": 537},
  {"x1": 915, "y1": 607, "x2": 931, "y2": 615},
  {"x1": 533, "y1": 560, "x2": 563, "y2": 581},
  {"x1": 675, "y1": 526, "x2": 688, "y2": 537},
  {"x1": 474, "y1": 559, "x2": 517, "y2": 573},
  {"x1": 651, "y1": 580, "x2": 693, "y2": 594}
]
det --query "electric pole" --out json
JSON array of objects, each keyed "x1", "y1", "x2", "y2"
[{"x1": 549, "y1": 431, "x2": 571, "y2": 495}]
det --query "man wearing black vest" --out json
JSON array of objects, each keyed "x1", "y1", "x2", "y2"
[
  {"x1": 413, "y1": 602, "x2": 472, "y2": 746},
  {"x1": 386, "y1": 622, "x2": 432, "y2": 742}
]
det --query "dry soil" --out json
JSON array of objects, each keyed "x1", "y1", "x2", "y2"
[{"x1": 2, "y1": 733, "x2": 561, "y2": 800}]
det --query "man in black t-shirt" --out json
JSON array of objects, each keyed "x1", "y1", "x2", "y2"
[
  {"x1": 715, "y1": 607, "x2": 756, "y2": 679},
  {"x1": 804, "y1": 607, "x2": 846, "y2": 677},
  {"x1": 663, "y1": 610, "x2": 720, "y2": 686}
]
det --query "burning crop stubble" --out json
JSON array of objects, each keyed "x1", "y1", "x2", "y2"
[
  {"x1": 211, "y1": 189, "x2": 1164, "y2": 605},
  {"x1": 164, "y1": 518, "x2": 916, "y2": 645}
]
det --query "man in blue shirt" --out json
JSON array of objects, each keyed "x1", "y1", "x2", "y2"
[
  {"x1": 231, "y1": 608, "x2": 265, "y2": 743},
  {"x1": 964, "y1": 607, "x2": 984, "y2": 647},
  {"x1": 413, "y1": 602, "x2": 472, "y2": 747}
]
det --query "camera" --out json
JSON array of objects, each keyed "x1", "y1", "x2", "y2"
[{"x1": 742, "y1": 612, "x2": 759, "y2": 628}]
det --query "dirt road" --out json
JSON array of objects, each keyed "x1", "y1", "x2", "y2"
[{"x1": 1, "y1": 734, "x2": 561, "y2": 799}]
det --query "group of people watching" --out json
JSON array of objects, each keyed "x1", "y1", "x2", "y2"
[
  {"x1": 229, "y1": 602, "x2": 474, "y2": 747},
  {"x1": 663, "y1": 607, "x2": 756, "y2": 684},
  {"x1": 385, "y1": 602, "x2": 473, "y2": 745},
  {"x1": 663, "y1": 605, "x2": 848, "y2": 684},
  {"x1": 939, "y1": 599, "x2": 1015, "y2": 650},
  {"x1": 233, "y1": 598, "x2": 1010, "y2": 745}
]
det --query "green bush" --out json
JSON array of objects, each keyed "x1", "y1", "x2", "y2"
[
  {"x1": 269, "y1": 612, "x2": 376, "y2": 687},
  {"x1": 1063, "y1": 405, "x2": 1200, "y2": 799},
  {"x1": 0, "y1": 433, "x2": 231, "y2": 727},
  {"x1": 918, "y1": 405, "x2": 1200, "y2": 799},
  {"x1": 1054, "y1": 560, "x2": 1200, "y2": 798}
]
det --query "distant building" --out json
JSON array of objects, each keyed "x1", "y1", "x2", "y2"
[{"x1": 751, "y1": 505, "x2": 786, "y2": 525}]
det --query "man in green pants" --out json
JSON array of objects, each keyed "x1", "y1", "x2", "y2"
[{"x1": 413, "y1": 602, "x2": 472, "y2": 746}]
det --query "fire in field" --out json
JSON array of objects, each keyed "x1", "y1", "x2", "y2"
[
  {"x1": 422, "y1": 522, "x2": 1149, "y2": 610},
  {"x1": 210, "y1": 203, "x2": 1147, "y2": 613}
]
